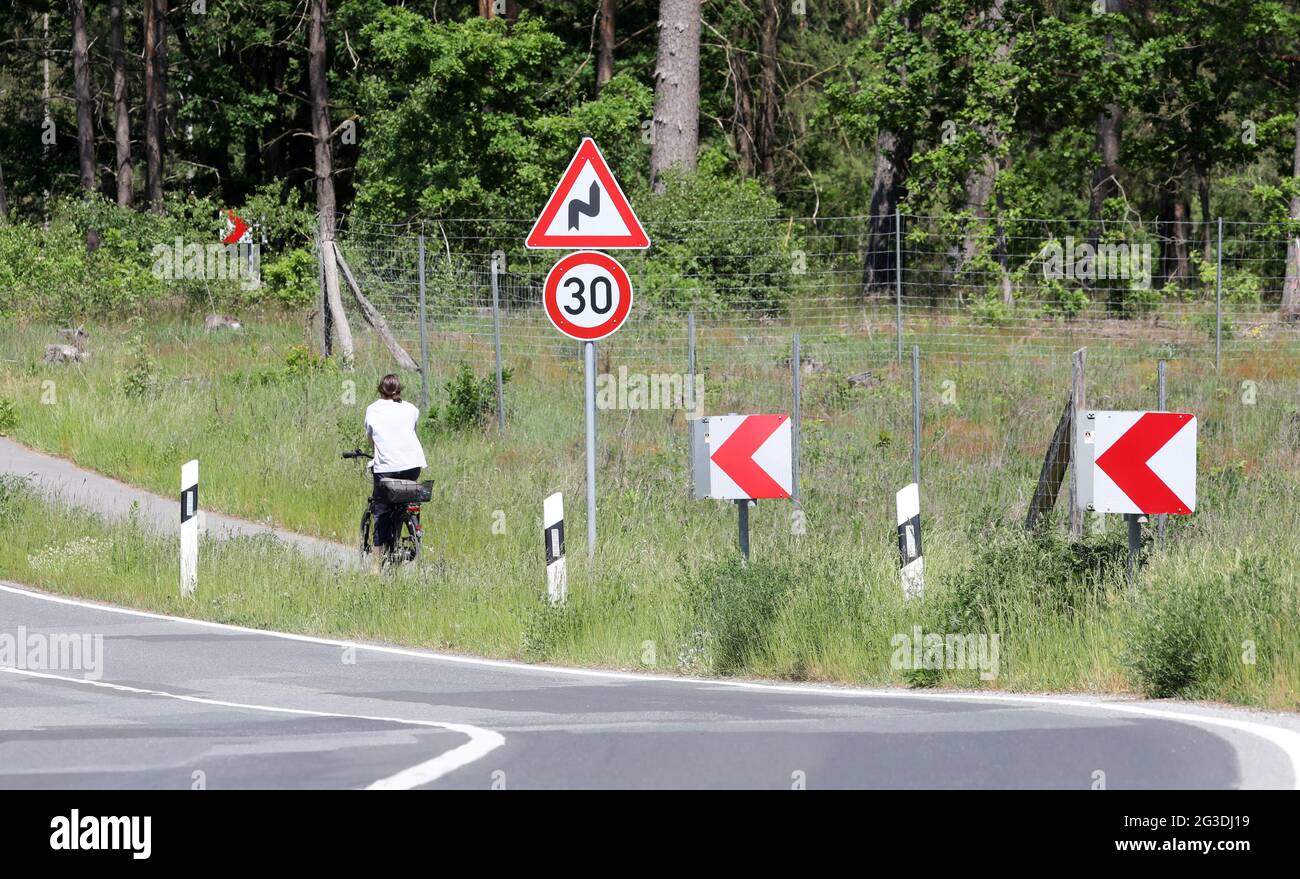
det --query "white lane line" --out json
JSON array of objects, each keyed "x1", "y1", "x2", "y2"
[
  {"x1": 0, "y1": 665, "x2": 504, "y2": 790},
  {"x1": 2, "y1": 580, "x2": 1298, "y2": 789}
]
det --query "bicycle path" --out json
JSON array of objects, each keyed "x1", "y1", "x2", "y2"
[{"x1": 0, "y1": 437, "x2": 358, "y2": 569}]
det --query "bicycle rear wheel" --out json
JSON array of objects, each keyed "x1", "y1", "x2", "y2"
[{"x1": 359, "y1": 508, "x2": 374, "y2": 559}]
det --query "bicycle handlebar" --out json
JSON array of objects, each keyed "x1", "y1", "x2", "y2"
[{"x1": 341, "y1": 449, "x2": 372, "y2": 460}]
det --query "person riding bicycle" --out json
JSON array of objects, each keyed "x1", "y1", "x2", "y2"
[{"x1": 364, "y1": 374, "x2": 427, "y2": 574}]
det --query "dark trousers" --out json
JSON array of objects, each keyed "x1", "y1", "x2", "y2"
[{"x1": 372, "y1": 467, "x2": 421, "y2": 548}]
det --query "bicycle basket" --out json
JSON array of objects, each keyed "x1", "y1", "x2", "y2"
[{"x1": 378, "y1": 478, "x2": 433, "y2": 504}]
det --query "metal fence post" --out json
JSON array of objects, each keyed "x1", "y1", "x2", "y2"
[
  {"x1": 417, "y1": 234, "x2": 430, "y2": 413},
  {"x1": 895, "y1": 207, "x2": 903, "y2": 363},
  {"x1": 491, "y1": 251, "x2": 505, "y2": 433},
  {"x1": 687, "y1": 312, "x2": 696, "y2": 417},
  {"x1": 791, "y1": 331, "x2": 802, "y2": 505},
  {"x1": 1068, "y1": 347, "x2": 1087, "y2": 540},
  {"x1": 1215, "y1": 217, "x2": 1223, "y2": 371},
  {"x1": 911, "y1": 344, "x2": 921, "y2": 486}
]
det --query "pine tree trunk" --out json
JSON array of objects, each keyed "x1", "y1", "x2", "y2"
[
  {"x1": 597, "y1": 0, "x2": 616, "y2": 87},
  {"x1": 1087, "y1": 0, "x2": 1125, "y2": 228},
  {"x1": 70, "y1": 0, "x2": 96, "y2": 193},
  {"x1": 310, "y1": 0, "x2": 354, "y2": 366},
  {"x1": 111, "y1": 0, "x2": 133, "y2": 207},
  {"x1": 756, "y1": 0, "x2": 779, "y2": 179},
  {"x1": 1282, "y1": 95, "x2": 1300, "y2": 320},
  {"x1": 649, "y1": 0, "x2": 701, "y2": 191},
  {"x1": 143, "y1": 0, "x2": 167, "y2": 213}
]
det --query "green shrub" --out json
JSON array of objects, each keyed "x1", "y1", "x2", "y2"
[
  {"x1": 521, "y1": 600, "x2": 578, "y2": 662},
  {"x1": 681, "y1": 555, "x2": 793, "y2": 675},
  {"x1": 969, "y1": 291, "x2": 1013, "y2": 327},
  {"x1": 1124, "y1": 558, "x2": 1284, "y2": 698},
  {"x1": 261, "y1": 249, "x2": 318, "y2": 308},
  {"x1": 120, "y1": 333, "x2": 160, "y2": 399},
  {"x1": 428, "y1": 362, "x2": 510, "y2": 432},
  {"x1": 0, "y1": 398, "x2": 16, "y2": 435},
  {"x1": 631, "y1": 159, "x2": 799, "y2": 315}
]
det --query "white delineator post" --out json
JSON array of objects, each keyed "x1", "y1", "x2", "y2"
[
  {"x1": 180, "y1": 460, "x2": 199, "y2": 597},
  {"x1": 544, "y1": 492, "x2": 567, "y2": 605},
  {"x1": 896, "y1": 482, "x2": 924, "y2": 600}
]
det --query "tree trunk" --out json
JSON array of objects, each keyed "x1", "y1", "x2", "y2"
[
  {"x1": 597, "y1": 0, "x2": 616, "y2": 88},
  {"x1": 478, "y1": 0, "x2": 495, "y2": 18},
  {"x1": 1159, "y1": 180, "x2": 1191, "y2": 289},
  {"x1": 0, "y1": 162, "x2": 8, "y2": 222},
  {"x1": 1195, "y1": 159, "x2": 1211, "y2": 263},
  {"x1": 649, "y1": 0, "x2": 701, "y2": 191},
  {"x1": 111, "y1": 0, "x2": 133, "y2": 207},
  {"x1": 862, "y1": 130, "x2": 912, "y2": 293},
  {"x1": 730, "y1": 40, "x2": 756, "y2": 179},
  {"x1": 1282, "y1": 94, "x2": 1300, "y2": 320},
  {"x1": 756, "y1": 0, "x2": 780, "y2": 179},
  {"x1": 1087, "y1": 0, "x2": 1125, "y2": 228},
  {"x1": 143, "y1": 0, "x2": 167, "y2": 213},
  {"x1": 310, "y1": 0, "x2": 354, "y2": 366},
  {"x1": 957, "y1": 0, "x2": 1013, "y2": 302},
  {"x1": 862, "y1": 1, "x2": 918, "y2": 294},
  {"x1": 70, "y1": 0, "x2": 96, "y2": 193}
]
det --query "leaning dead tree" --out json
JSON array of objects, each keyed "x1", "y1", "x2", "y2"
[
  {"x1": 309, "y1": 0, "x2": 354, "y2": 367},
  {"x1": 333, "y1": 248, "x2": 419, "y2": 372}
]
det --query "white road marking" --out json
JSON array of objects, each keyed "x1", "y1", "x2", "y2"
[
  {"x1": 0, "y1": 665, "x2": 504, "y2": 790},
  {"x1": 2, "y1": 580, "x2": 1297, "y2": 788}
]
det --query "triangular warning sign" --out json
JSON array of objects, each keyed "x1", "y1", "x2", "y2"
[{"x1": 526, "y1": 138, "x2": 650, "y2": 250}]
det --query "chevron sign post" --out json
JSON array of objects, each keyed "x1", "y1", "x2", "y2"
[{"x1": 691, "y1": 414, "x2": 792, "y2": 558}]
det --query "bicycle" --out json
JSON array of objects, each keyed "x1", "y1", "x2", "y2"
[{"x1": 341, "y1": 449, "x2": 431, "y2": 567}]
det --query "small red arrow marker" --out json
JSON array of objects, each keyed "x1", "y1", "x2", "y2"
[
  {"x1": 1095, "y1": 412, "x2": 1193, "y2": 514},
  {"x1": 710, "y1": 415, "x2": 790, "y2": 499},
  {"x1": 223, "y1": 210, "x2": 250, "y2": 245}
]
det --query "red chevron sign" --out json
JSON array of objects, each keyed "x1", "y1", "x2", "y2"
[
  {"x1": 1091, "y1": 411, "x2": 1196, "y2": 515},
  {"x1": 222, "y1": 210, "x2": 250, "y2": 245},
  {"x1": 707, "y1": 414, "x2": 791, "y2": 500}
]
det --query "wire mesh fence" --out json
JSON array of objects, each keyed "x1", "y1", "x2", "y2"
[{"x1": 322, "y1": 212, "x2": 1300, "y2": 389}]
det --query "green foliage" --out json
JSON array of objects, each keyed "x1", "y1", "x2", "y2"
[
  {"x1": 633, "y1": 162, "x2": 799, "y2": 314},
  {"x1": 239, "y1": 345, "x2": 335, "y2": 387},
  {"x1": 261, "y1": 249, "x2": 318, "y2": 308},
  {"x1": 428, "y1": 362, "x2": 510, "y2": 432},
  {"x1": 1125, "y1": 559, "x2": 1286, "y2": 699},
  {"x1": 1196, "y1": 257, "x2": 1262, "y2": 305},
  {"x1": 120, "y1": 332, "x2": 160, "y2": 399},
  {"x1": 1038, "y1": 277, "x2": 1090, "y2": 321},
  {"x1": 0, "y1": 397, "x2": 16, "y2": 435},
  {"x1": 969, "y1": 291, "x2": 1014, "y2": 327},
  {"x1": 681, "y1": 555, "x2": 793, "y2": 675}
]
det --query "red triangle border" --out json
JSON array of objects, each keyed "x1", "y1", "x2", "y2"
[{"x1": 525, "y1": 138, "x2": 650, "y2": 250}]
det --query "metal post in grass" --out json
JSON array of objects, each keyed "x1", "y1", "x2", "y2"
[
  {"x1": 491, "y1": 251, "x2": 506, "y2": 433},
  {"x1": 1125, "y1": 513, "x2": 1142, "y2": 582},
  {"x1": 895, "y1": 207, "x2": 904, "y2": 363},
  {"x1": 911, "y1": 344, "x2": 921, "y2": 486},
  {"x1": 687, "y1": 312, "x2": 696, "y2": 417},
  {"x1": 737, "y1": 499, "x2": 751, "y2": 560},
  {"x1": 1068, "y1": 347, "x2": 1087, "y2": 540},
  {"x1": 791, "y1": 331, "x2": 802, "y2": 505},
  {"x1": 584, "y1": 340, "x2": 598, "y2": 559},
  {"x1": 1215, "y1": 217, "x2": 1223, "y2": 372},
  {"x1": 417, "y1": 234, "x2": 430, "y2": 414},
  {"x1": 1156, "y1": 360, "x2": 1167, "y2": 545}
]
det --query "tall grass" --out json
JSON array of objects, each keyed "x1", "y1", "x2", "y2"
[{"x1": 0, "y1": 315, "x2": 1297, "y2": 707}]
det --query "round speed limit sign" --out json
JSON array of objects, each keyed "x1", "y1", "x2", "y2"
[{"x1": 542, "y1": 251, "x2": 633, "y2": 341}]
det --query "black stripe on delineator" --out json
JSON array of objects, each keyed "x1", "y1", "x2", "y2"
[
  {"x1": 544, "y1": 521, "x2": 565, "y2": 565},
  {"x1": 896, "y1": 514, "x2": 922, "y2": 565},
  {"x1": 180, "y1": 485, "x2": 198, "y2": 524}
]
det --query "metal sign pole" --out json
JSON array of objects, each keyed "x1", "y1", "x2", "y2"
[
  {"x1": 736, "y1": 499, "x2": 750, "y2": 560},
  {"x1": 584, "y1": 340, "x2": 597, "y2": 559},
  {"x1": 1156, "y1": 360, "x2": 1167, "y2": 544},
  {"x1": 491, "y1": 252, "x2": 506, "y2": 433},
  {"x1": 1126, "y1": 513, "x2": 1141, "y2": 582},
  {"x1": 911, "y1": 344, "x2": 921, "y2": 486}
]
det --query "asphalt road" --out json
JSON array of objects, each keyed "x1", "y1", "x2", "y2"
[{"x1": 2, "y1": 582, "x2": 1298, "y2": 790}]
